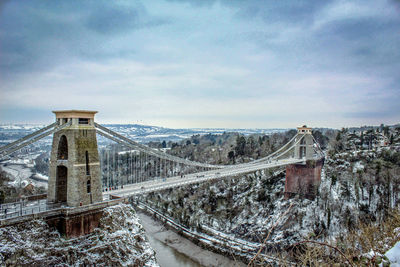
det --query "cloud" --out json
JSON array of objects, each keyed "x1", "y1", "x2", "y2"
[
  {"x1": 0, "y1": 1, "x2": 168, "y2": 77},
  {"x1": 167, "y1": 0, "x2": 331, "y2": 25},
  {"x1": 0, "y1": 0, "x2": 399, "y2": 128},
  {"x1": 84, "y1": 2, "x2": 169, "y2": 35}
]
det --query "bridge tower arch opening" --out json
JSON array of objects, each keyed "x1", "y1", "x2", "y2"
[
  {"x1": 294, "y1": 125, "x2": 313, "y2": 160},
  {"x1": 57, "y1": 135, "x2": 68, "y2": 160},
  {"x1": 299, "y1": 137, "x2": 306, "y2": 158},
  {"x1": 56, "y1": 165, "x2": 68, "y2": 202},
  {"x1": 48, "y1": 110, "x2": 103, "y2": 207}
]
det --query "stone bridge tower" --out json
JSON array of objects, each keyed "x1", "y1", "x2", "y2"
[
  {"x1": 48, "y1": 110, "x2": 102, "y2": 207},
  {"x1": 294, "y1": 125, "x2": 314, "y2": 159},
  {"x1": 285, "y1": 125, "x2": 324, "y2": 199}
]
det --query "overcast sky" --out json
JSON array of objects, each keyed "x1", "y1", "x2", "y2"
[{"x1": 0, "y1": 0, "x2": 399, "y2": 129}]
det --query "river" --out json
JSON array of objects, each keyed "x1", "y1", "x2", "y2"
[{"x1": 137, "y1": 212, "x2": 246, "y2": 267}]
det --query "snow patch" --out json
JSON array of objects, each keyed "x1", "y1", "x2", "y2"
[{"x1": 386, "y1": 241, "x2": 400, "y2": 266}]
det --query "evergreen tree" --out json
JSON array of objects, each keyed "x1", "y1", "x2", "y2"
[
  {"x1": 336, "y1": 131, "x2": 342, "y2": 141},
  {"x1": 228, "y1": 151, "x2": 235, "y2": 162},
  {"x1": 384, "y1": 126, "x2": 389, "y2": 137},
  {"x1": 235, "y1": 135, "x2": 246, "y2": 156},
  {"x1": 0, "y1": 190, "x2": 4, "y2": 204},
  {"x1": 360, "y1": 131, "x2": 364, "y2": 146},
  {"x1": 327, "y1": 207, "x2": 331, "y2": 229}
]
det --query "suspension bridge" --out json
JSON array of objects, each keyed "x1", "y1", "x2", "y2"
[{"x1": 0, "y1": 110, "x2": 324, "y2": 236}]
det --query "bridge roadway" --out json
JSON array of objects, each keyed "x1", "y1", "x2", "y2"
[
  {"x1": 104, "y1": 157, "x2": 304, "y2": 199},
  {"x1": 0, "y1": 158, "x2": 304, "y2": 220}
]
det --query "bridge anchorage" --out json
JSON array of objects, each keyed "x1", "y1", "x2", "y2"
[{"x1": 0, "y1": 110, "x2": 324, "y2": 237}]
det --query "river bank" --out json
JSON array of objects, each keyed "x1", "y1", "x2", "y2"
[{"x1": 138, "y1": 211, "x2": 246, "y2": 267}]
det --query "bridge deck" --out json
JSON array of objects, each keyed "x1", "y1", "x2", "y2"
[
  {"x1": 104, "y1": 158, "x2": 304, "y2": 198},
  {"x1": 0, "y1": 158, "x2": 304, "y2": 220}
]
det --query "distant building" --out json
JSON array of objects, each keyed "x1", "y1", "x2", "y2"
[{"x1": 23, "y1": 183, "x2": 35, "y2": 195}]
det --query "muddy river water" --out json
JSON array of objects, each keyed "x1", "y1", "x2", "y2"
[{"x1": 137, "y1": 212, "x2": 246, "y2": 267}]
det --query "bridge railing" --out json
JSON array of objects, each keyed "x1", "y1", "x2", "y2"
[
  {"x1": 0, "y1": 197, "x2": 128, "y2": 222},
  {"x1": 0, "y1": 200, "x2": 62, "y2": 220}
]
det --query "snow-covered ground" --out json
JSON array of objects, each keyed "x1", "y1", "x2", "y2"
[
  {"x1": 0, "y1": 124, "x2": 46, "y2": 130},
  {"x1": 1, "y1": 163, "x2": 48, "y2": 189},
  {"x1": 0, "y1": 203, "x2": 159, "y2": 266},
  {"x1": 386, "y1": 241, "x2": 400, "y2": 266}
]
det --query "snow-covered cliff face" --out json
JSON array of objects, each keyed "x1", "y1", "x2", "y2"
[
  {"x1": 140, "y1": 147, "x2": 400, "y2": 250},
  {"x1": 141, "y1": 168, "x2": 310, "y2": 249},
  {"x1": 0, "y1": 204, "x2": 159, "y2": 267}
]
